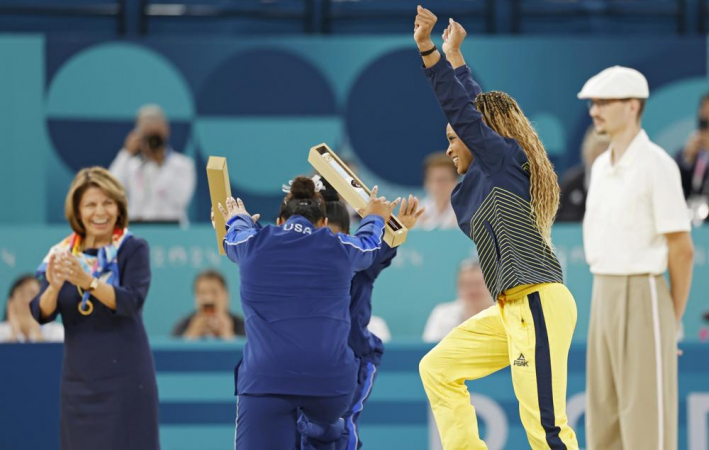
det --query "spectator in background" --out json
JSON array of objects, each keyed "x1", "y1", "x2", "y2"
[
  {"x1": 422, "y1": 260, "x2": 492, "y2": 343},
  {"x1": 0, "y1": 275, "x2": 63, "y2": 343},
  {"x1": 675, "y1": 93, "x2": 709, "y2": 224},
  {"x1": 367, "y1": 315, "x2": 391, "y2": 342},
  {"x1": 172, "y1": 269, "x2": 245, "y2": 340},
  {"x1": 557, "y1": 126, "x2": 610, "y2": 221},
  {"x1": 109, "y1": 104, "x2": 196, "y2": 225},
  {"x1": 418, "y1": 152, "x2": 459, "y2": 230}
]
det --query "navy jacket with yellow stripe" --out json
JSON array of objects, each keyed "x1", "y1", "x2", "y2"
[{"x1": 423, "y1": 57, "x2": 563, "y2": 300}]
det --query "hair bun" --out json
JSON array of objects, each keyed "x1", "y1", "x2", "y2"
[
  {"x1": 289, "y1": 176, "x2": 316, "y2": 199},
  {"x1": 319, "y1": 178, "x2": 340, "y2": 203}
]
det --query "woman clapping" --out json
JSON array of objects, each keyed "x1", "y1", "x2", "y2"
[{"x1": 31, "y1": 167, "x2": 159, "y2": 450}]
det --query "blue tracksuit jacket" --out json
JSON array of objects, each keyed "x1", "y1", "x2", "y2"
[
  {"x1": 348, "y1": 243, "x2": 397, "y2": 366},
  {"x1": 223, "y1": 214, "x2": 385, "y2": 397}
]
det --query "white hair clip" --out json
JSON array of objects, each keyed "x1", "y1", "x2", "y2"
[
  {"x1": 281, "y1": 175, "x2": 325, "y2": 194},
  {"x1": 312, "y1": 175, "x2": 325, "y2": 192}
]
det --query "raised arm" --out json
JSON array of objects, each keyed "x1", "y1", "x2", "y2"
[
  {"x1": 220, "y1": 197, "x2": 261, "y2": 265},
  {"x1": 340, "y1": 215, "x2": 385, "y2": 273},
  {"x1": 359, "y1": 194, "x2": 424, "y2": 280},
  {"x1": 442, "y1": 19, "x2": 481, "y2": 100},
  {"x1": 108, "y1": 129, "x2": 141, "y2": 187},
  {"x1": 415, "y1": 6, "x2": 511, "y2": 173},
  {"x1": 343, "y1": 187, "x2": 401, "y2": 272}
]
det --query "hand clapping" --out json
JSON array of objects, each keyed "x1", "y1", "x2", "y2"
[
  {"x1": 361, "y1": 186, "x2": 401, "y2": 223},
  {"x1": 51, "y1": 253, "x2": 92, "y2": 290},
  {"x1": 397, "y1": 195, "x2": 425, "y2": 230}
]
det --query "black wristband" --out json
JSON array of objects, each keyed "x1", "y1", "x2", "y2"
[{"x1": 419, "y1": 45, "x2": 437, "y2": 56}]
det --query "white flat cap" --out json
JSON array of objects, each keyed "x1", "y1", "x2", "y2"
[{"x1": 577, "y1": 66, "x2": 649, "y2": 100}]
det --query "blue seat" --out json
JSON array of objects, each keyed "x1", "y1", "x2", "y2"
[
  {"x1": 140, "y1": 0, "x2": 315, "y2": 35},
  {"x1": 0, "y1": 0, "x2": 125, "y2": 34},
  {"x1": 699, "y1": 0, "x2": 709, "y2": 32},
  {"x1": 321, "y1": 0, "x2": 495, "y2": 34},
  {"x1": 511, "y1": 0, "x2": 687, "y2": 34}
]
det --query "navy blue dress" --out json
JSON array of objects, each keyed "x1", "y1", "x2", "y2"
[{"x1": 31, "y1": 236, "x2": 160, "y2": 450}]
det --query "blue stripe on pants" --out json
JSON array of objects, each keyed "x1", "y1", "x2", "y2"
[
  {"x1": 528, "y1": 292, "x2": 567, "y2": 450},
  {"x1": 346, "y1": 362, "x2": 377, "y2": 450},
  {"x1": 233, "y1": 396, "x2": 240, "y2": 450}
]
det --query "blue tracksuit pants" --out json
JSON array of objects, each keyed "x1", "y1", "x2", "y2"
[
  {"x1": 300, "y1": 360, "x2": 379, "y2": 450},
  {"x1": 235, "y1": 393, "x2": 352, "y2": 450}
]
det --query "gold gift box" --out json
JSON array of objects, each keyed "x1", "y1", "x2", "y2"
[
  {"x1": 206, "y1": 156, "x2": 232, "y2": 255},
  {"x1": 308, "y1": 143, "x2": 408, "y2": 248}
]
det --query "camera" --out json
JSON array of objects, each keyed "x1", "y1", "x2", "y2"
[{"x1": 145, "y1": 134, "x2": 164, "y2": 151}]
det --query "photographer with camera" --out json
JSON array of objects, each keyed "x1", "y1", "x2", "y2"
[
  {"x1": 172, "y1": 269, "x2": 245, "y2": 340},
  {"x1": 109, "y1": 104, "x2": 196, "y2": 224},
  {"x1": 675, "y1": 93, "x2": 709, "y2": 224}
]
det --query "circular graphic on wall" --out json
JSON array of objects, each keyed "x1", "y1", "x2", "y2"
[
  {"x1": 194, "y1": 48, "x2": 340, "y2": 196},
  {"x1": 46, "y1": 43, "x2": 194, "y2": 172},
  {"x1": 345, "y1": 48, "x2": 450, "y2": 186}
]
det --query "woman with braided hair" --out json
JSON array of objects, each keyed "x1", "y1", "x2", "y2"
[{"x1": 414, "y1": 7, "x2": 579, "y2": 450}]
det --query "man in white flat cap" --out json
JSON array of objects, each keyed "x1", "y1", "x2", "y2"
[{"x1": 579, "y1": 67, "x2": 694, "y2": 450}]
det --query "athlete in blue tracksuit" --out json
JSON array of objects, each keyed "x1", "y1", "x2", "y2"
[
  {"x1": 218, "y1": 177, "x2": 398, "y2": 450},
  {"x1": 301, "y1": 185, "x2": 424, "y2": 450},
  {"x1": 340, "y1": 243, "x2": 396, "y2": 450}
]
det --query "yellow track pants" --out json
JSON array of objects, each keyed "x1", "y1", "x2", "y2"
[{"x1": 419, "y1": 283, "x2": 579, "y2": 450}]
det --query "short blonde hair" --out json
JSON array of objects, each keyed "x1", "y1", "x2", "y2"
[
  {"x1": 137, "y1": 104, "x2": 167, "y2": 126},
  {"x1": 65, "y1": 167, "x2": 129, "y2": 235},
  {"x1": 423, "y1": 152, "x2": 457, "y2": 178}
]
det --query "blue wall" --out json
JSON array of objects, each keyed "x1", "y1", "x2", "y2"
[
  {"x1": 1, "y1": 224, "x2": 708, "y2": 342},
  {"x1": 1, "y1": 35, "x2": 708, "y2": 338},
  {"x1": 1, "y1": 35, "x2": 709, "y2": 225},
  {"x1": 1, "y1": 341, "x2": 707, "y2": 450}
]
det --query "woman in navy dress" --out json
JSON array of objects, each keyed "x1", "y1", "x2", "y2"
[{"x1": 31, "y1": 167, "x2": 159, "y2": 450}]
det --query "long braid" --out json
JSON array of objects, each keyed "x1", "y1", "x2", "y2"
[{"x1": 474, "y1": 92, "x2": 560, "y2": 247}]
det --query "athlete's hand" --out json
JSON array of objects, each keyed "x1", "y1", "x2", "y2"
[
  {"x1": 414, "y1": 5, "x2": 437, "y2": 50},
  {"x1": 397, "y1": 195, "x2": 425, "y2": 229},
  {"x1": 361, "y1": 186, "x2": 401, "y2": 223},
  {"x1": 218, "y1": 197, "x2": 260, "y2": 224},
  {"x1": 442, "y1": 18, "x2": 466, "y2": 55}
]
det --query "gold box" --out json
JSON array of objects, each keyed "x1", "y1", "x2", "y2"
[
  {"x1": 308, "y1": 143, "x2": 408, "y2": 248},
  {"x1": 206, "y1": 156, "x2": 232, "y2": 255}
]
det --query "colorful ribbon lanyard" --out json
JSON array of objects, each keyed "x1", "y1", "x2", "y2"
[{"x1": 73, "y1": 239, "x2": 101, "y2": 316}]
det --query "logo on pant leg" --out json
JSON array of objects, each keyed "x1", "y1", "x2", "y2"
[{"x1": 513, "y1": 353, "x2": 529, "y2": 367}]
